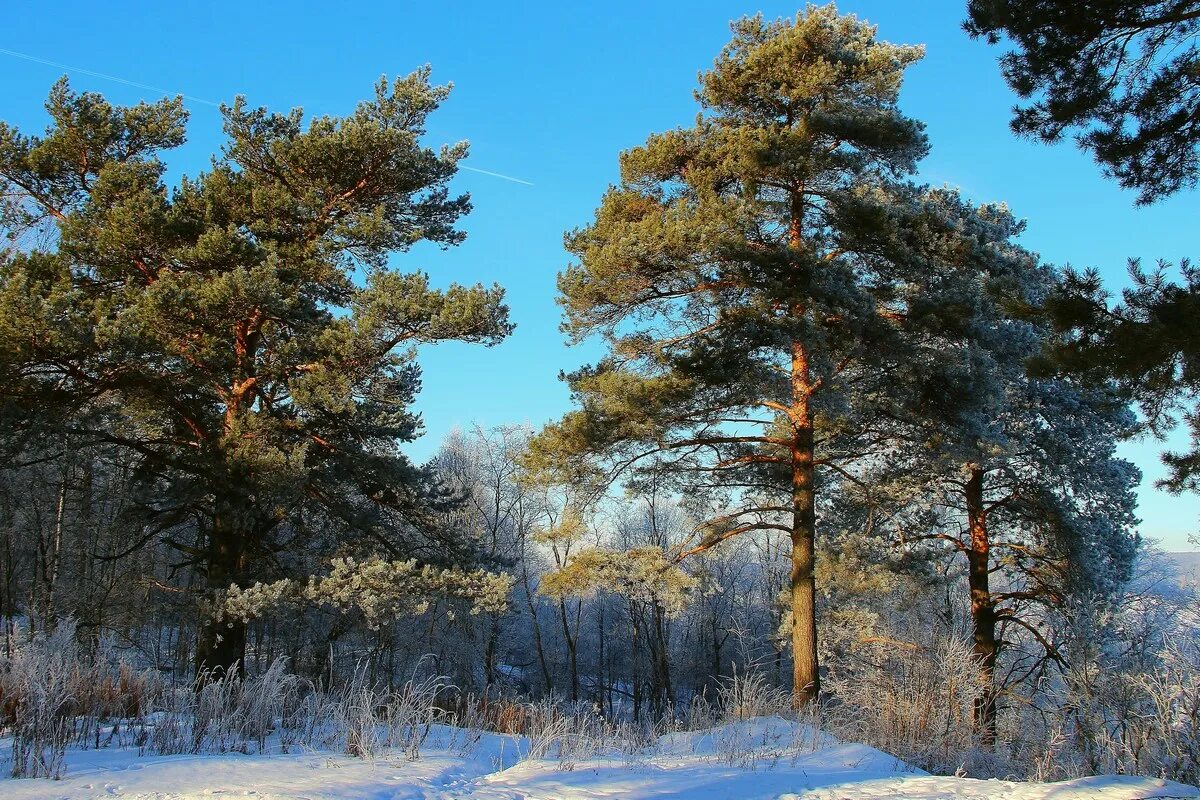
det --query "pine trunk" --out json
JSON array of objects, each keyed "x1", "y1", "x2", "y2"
[
  {"x1": 788, "y1": 189, "x2": 820, "y2": 708},
  {"x1": 789, "y1": 371, "x2": 819, "y2": 707},
  {"x1": 630, "y1": 600, "x2": 642, "y2": 720},
  {"x1": 483, "y1": 614, "x2": 500, "y2": 696},
  {"x1": 650, "y1": 599, "x2": 673, "y2": 717},
  {"x1": 597, "y1": 598, "x2": 608, "y2": 712},
  {"x1": 194, "y1": 509, "x2": 248, "y2": 681},
  {"x1": 965, "y1": 465, "x2": 998, "y2": 748},
  {"x1": 519, "y1": 557, "x2": 553, "y2": 696}
]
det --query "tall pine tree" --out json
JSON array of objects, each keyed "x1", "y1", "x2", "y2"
[{"x1": 524, "y1": 6, "x2": 1004, "y2": 704}]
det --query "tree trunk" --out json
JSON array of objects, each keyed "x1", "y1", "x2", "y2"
[
  {"x1": 629, "y1": 601, "x2": 642, "y2": 720},
  {"x1": 194, "y1": 509, "x2": 248, "y2": 681},
  {"x1": 1, "y1": 525, "x2": 13, "y2": 658},
  {"x1": 649, "y1": 599, "x2": 673, "y2": 718},
  {"x1": 558, "y1": 598, "x2": 579, "y2": 703},
  {"x1": 964, "y1": 465, "x2": 998, "y2": 748},
  {"x1": 789, "y1": 340, "x2": 820, "y2": 707},
  {"x1": 483, "y1": 613, "x2": 500, "y2": 696},
  {"x1": 518, "y1": 554, "x2": 553, "y2": 696},
  {"x1": 42, "y1": 472, "x2": 67, "y2": 632},
  {"x1": 710, "y1": 612, "x2": 724, "y2": 696},
  {"x1": 597, "y1": 596, "x2": 608, "y2": 712},
  {"x1": 787, "y1": 188, "x2": 820, "y2": 708}
]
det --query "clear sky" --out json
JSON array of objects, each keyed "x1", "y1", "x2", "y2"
[{"x1": 3, "y1": 0, "x2": 1197, "y2": 550}]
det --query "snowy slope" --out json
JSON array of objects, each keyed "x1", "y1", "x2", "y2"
[{"x1": 3, "y1": 719, "x2": 1196, "y2": 800}]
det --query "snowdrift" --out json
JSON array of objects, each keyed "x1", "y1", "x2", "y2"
[{"x1": 3, "y1": 717, "x2": 1196, "y2": 799}]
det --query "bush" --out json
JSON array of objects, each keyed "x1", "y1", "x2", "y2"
[{"x1": 1, "y1": 623, "x2": 158, "y2": 778}]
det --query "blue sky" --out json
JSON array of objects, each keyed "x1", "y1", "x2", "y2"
[{"x1": 3, "y1": 0, "x2": 1197, "y2": 549}]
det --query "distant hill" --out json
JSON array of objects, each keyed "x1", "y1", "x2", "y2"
[{"x1": 1165, "y1": 551, "x2": 1200, "y2": 582}]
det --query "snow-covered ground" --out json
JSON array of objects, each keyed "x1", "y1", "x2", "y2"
[{"x1": 4, "y1": 718, "x2": 1197, "y2": 800}]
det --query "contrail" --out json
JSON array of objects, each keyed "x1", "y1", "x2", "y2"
[
  {"x1": 458, "y1": 165, "x2": 535, "y2": 186},
  {"x1": 0, "y1": 46, "x2": 221, "y2": 106},
  {"x1": 0, "y1": 46, "x2": 533, "y2": 187}
]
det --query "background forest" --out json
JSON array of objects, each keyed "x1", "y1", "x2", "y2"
[{"x1": 1, "y1": 0, "x2": 1199, "y2": 790}]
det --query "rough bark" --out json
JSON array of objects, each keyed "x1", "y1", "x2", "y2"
[
  {"x1": 965, "y1": 465, "x2": 999, "y2": 748},
  {"x1": 788, "y1": 192, "x2": 820, "y2": 707},
  {"x1": 789, "y1": 359, "x2": 820, "y2": 707},
  {"x1": 194, "y1": 509, "x2": 248, "y2": 681}
]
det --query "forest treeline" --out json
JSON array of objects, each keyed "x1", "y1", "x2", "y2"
[{"x1": 1, "y1": 1, "x2": 1198, "y2": 785}]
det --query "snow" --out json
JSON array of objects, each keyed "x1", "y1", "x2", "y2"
[{"x1": 3, "y1": 719, "x2": 1196, "y2": 800}]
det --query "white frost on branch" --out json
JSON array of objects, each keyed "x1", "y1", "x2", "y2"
[{"x1": 213, "y1": 556, "x2": 513, "y2": 630}]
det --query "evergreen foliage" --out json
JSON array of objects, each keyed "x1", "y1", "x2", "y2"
[
  {"x1": 1042, "y1": 260, "x2": 1200, "y2": 494},
  {"x1": 525, "y1": 4, "x2": 1073, "y2": 705},
  {"x1": 967, "y1": 0, "x2": 1200, "y2": 203},
  {"x1": 0, "y1": 7, "x2": 1188, "y2": 787},
  {"x1": 0, "y1": 73, "x2": 513, "y2": 675},
  {"x1": 862, "y1": 202, "x2": 1143, "y2": 742},
  {"x1": 968, "y1": 2, "x2": 1200, "y2": 501}
]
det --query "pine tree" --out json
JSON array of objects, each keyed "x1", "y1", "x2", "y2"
[
  {"x1": 864, "y1": 194, "x2": 1142, "y2": 744},
  {"x1": 1041, "y1": 260, "x2": 1200, "y2": 494},
  {"x1": 967, "y1": 0, "x2": 1200, "y2": 203},
  {"x1": 965, "y1": 0, "x2": 1200, "y2": 497},
  {"x1": 523, "y1": 6, "x2": 1000, "y2": 704},
  {"x1": 0, "y1": 74, "x2": 512, "y2": 676}
]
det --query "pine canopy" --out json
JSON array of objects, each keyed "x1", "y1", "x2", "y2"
[{"x1": 0, "y1": 72, "x2": 513, "y2": 673}]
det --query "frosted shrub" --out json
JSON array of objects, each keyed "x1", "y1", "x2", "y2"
[
  {"x1": 3, "y1": 626, "x2": 76, "y2": 778},
  {"x1": 192, "y1": 675, "x2": 240, "y2": 753},
  {"x1": 824, "y1": 632, "x2": 984, "y2": 774},
  {"x1": 613, "y1": 716, "x2": 659, "y2": 760},
  {"x1": 1055, "y1": 634, "x2": 1200, "y2": 785},
  {"x1": 710, "y1": 669, "x2": 815, "y2": 768},
  {"x1": 444, "y1": 693, "x2": 488, "y2": 756},
  {"x1": 521, "y1": 698, "x2": 574, "y2": 761},
  {"x1": 145, "y1": 687, "x2": 194, "y2": 756},
  {"x1": 315, "y1": 664, "x2": 450, "y2": 761},
  {"x1": 684, "y1": 692, "x2": 719, "y2": 732},
  {"x1": 1042, "y1": 590, "x2": 1200, "y2": 785},
  {"x1": 1139, "y1": 639, "x2": 1200, "y2": 785},
  {"x1": 1, "y1": 623, "x2": 157, "y2": 778},
  {"x1": 335, "y1": 672, "x2": 388, "y2": 760},
  {"x1": 717, "y1": 668, "x2": 792, "y2": 722},
  {"x1": 558, "y1": 703, "x2": 612, "y2": 769},
  {"x1": 518, "y1": 697, "x2": 608, "y2": 770},
  {"x1": 142, "y1": 656, "x2": 300, "y2": 757},
  {"x1": 239, "y1": 657, "x2": 300, "y2": 753},
  {"x1": 280, "y1": 686, "x2": 338, "y2": 753},
  {"x1": 384, "y1": 671, "x2": 446, "y2": 760}
]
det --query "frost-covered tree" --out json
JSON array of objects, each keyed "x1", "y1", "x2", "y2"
[
  {"x1": 967, "y1": 1, "x2": 1200, "y2": 494},
  {"x1": 861, "y1": 194, "x2": 1142, "y2": 744},
  {"x1": 541, "y1": 541, "x2": 695, "y2": 717},
  {"x1": 0, "y1": 75, "x2": 512, "y2": 676}
]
